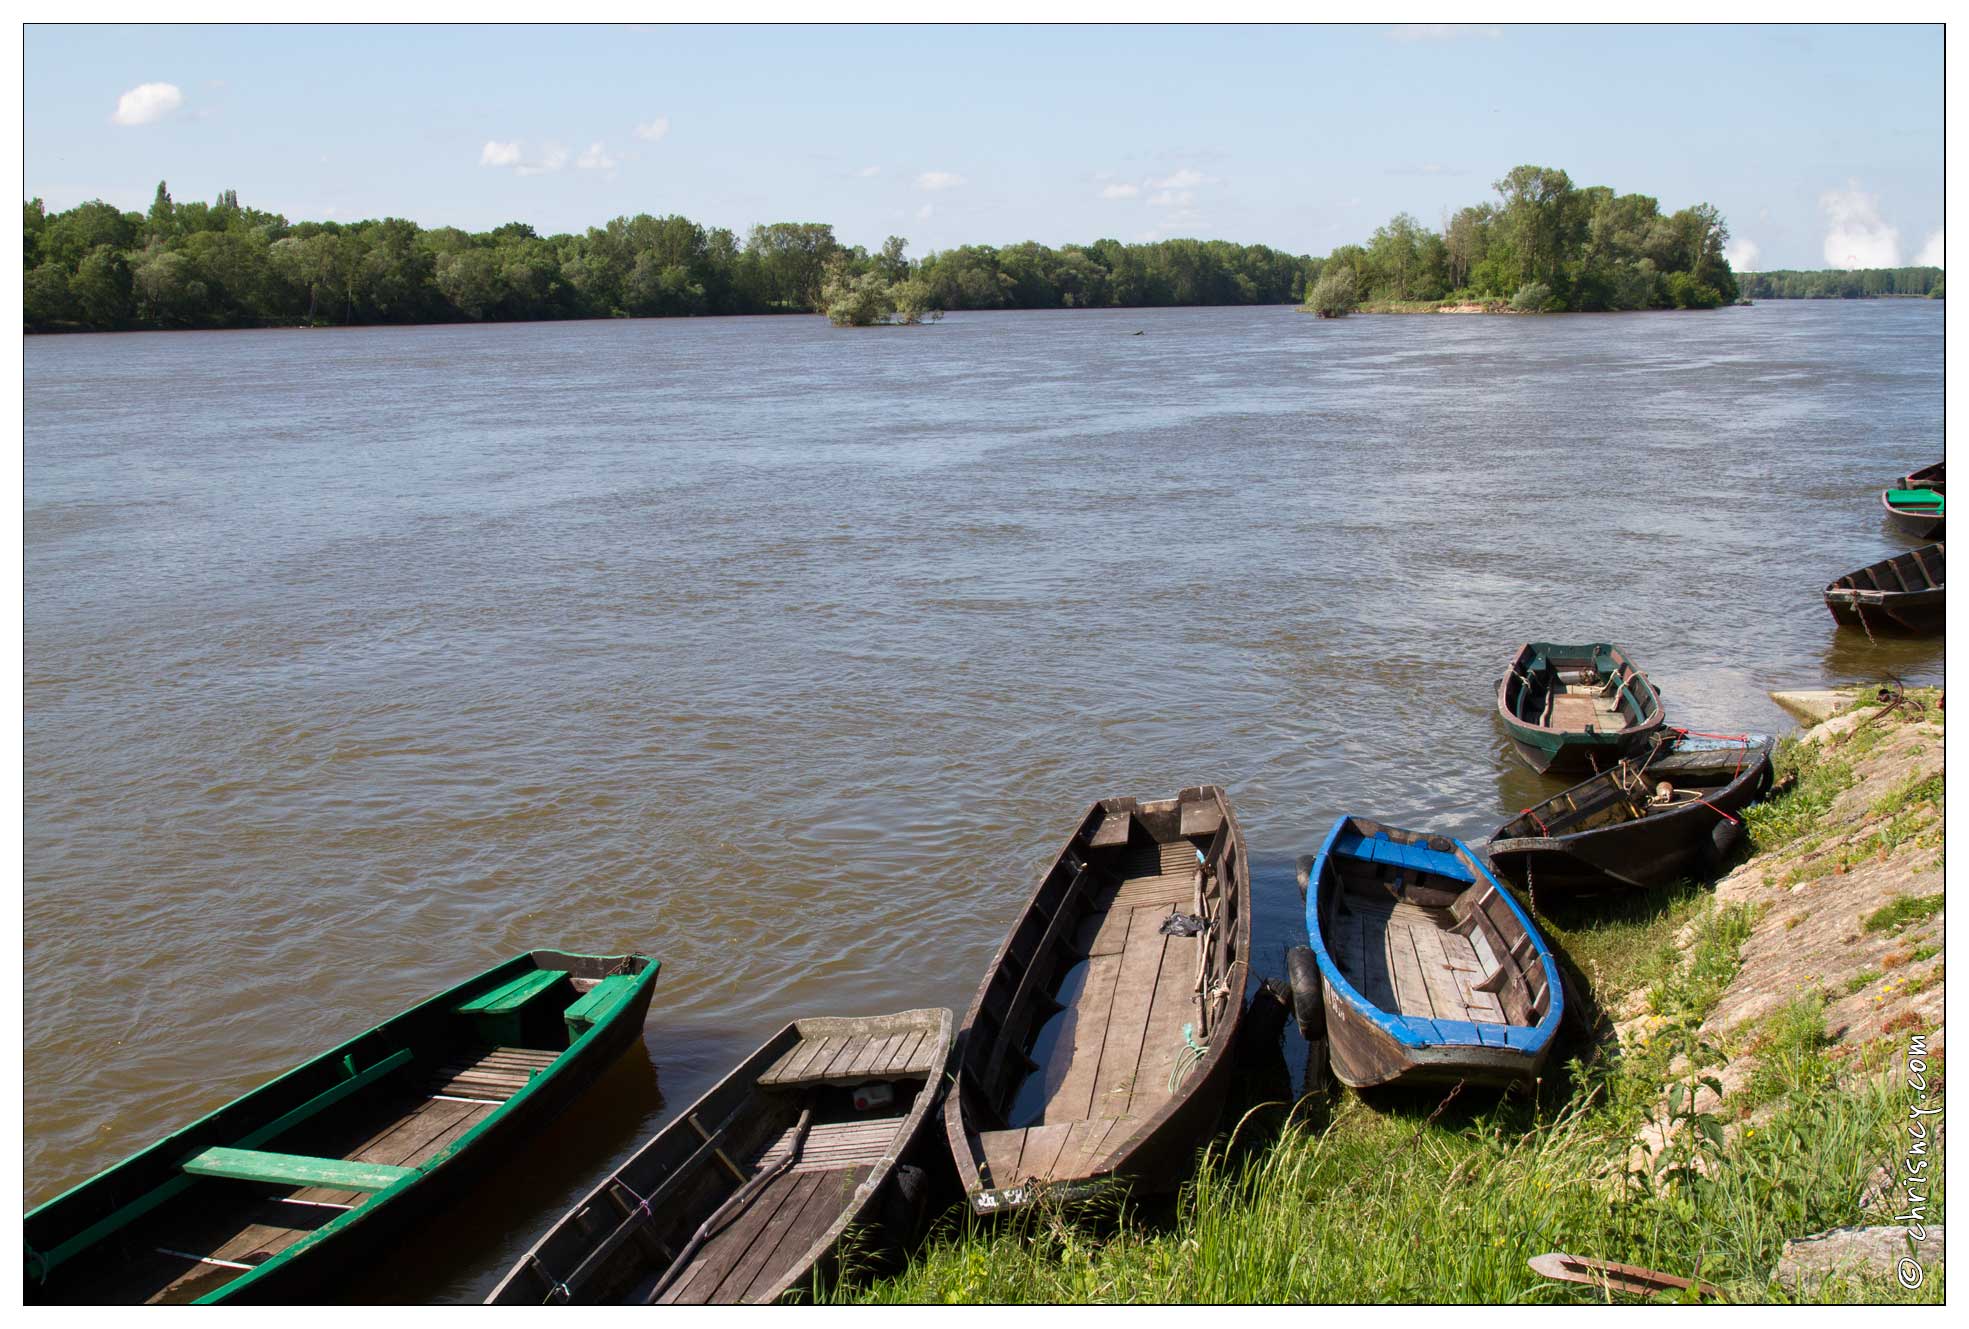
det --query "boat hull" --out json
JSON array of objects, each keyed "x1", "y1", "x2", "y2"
[
  {"x1": 25, "y1": 950, "x2": 658, "y2": 1305},
  {"x1": 1487, "y1": 737, "x2": 1776, "y2": 897},
  {"x1": 1303, "y1": 818, "x2": 1562, "y2": 1093},
  {"x1": 1496, "y1": 643, "x2": 1665, "y2": 776},
  {"x1": 489, "y1": 1008, "x2": 952, "y2": 1305},
  {"x1": 945, "y1": 786, "x2": 1251, "y2": 1213},
  {"x1": 1825, "y1": 543, "x2": 1945, "y2": 635}
]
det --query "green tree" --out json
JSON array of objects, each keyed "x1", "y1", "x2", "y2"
[
  {"x1": 23, "y1": 262, "x2": 77, "y2": 327},
  {"x1": 70, "y1": 246, "x2": 135, "y2": 327}
]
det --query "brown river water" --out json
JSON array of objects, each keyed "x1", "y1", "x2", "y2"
[{"x1": 24, "y1": 300, "x2": 1942, "y2": 1299}]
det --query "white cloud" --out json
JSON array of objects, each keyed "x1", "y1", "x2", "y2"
[
  {"x1": 916, "y1": 203, "x2": 934, "y2": 220},
  {"x1": 1820, "y1": 183, "x2": 1901, "y2": 268},
  {"x1": 1725, "y1": 237, "x2": 1761, "y2": 272},
  {"x1": 1101, "y1": 183, "x2": 1140, "y2": 200},
  {"x1": 518, "y1": 145, "x2": 569, "y2": 177},
  {"x1": 915, "y1": 170, "x2": 965, "y2": 191},
  {"x1": 633, "y1": 117, "x2": 670, "y2": 142},
  {"x1": 482, "y1": 140, "x2": 569, "y2": 175},
  {"x1": 1387, "y1": 24, "x2": 1501, "y2": 42},
  {"x1": 576, "y1": 142, "x2": 616, "y2": 170},
  {"x1": 1916, "y1": 229, "x2": 1944, "y2": 267},
  {"x1": 857, "y1": 165, "x2": 881, "y2": 178},
  {"x1": 111, "y1": 82, "x2": 183, "y2": 126},
  {"x1": 1152, "y1": 168, "x2": 1206, "y2": 190},
  {"x1": 1148, "y1": 189, "x2": 1196, "y2": 208}
]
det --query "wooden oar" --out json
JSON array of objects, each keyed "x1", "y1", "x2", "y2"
[{"x1": 1528, "y1": 1252, "x2": 1724, "y2": 1300}]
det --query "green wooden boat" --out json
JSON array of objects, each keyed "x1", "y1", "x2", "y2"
[
  {"x1": 1883, "y1": 486, "x2": 1945, "y2": 539},
  {"x1": 1495, "y1": 642, "x2": 1665, "y2": 775},
  {"x1": 24, "y1": 949, "x2": 659, "y2": 1305}
]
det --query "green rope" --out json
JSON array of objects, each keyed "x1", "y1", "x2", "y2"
[{"x1": 1168, "y1": 1021, "x2": 1210, "y2": 1092}]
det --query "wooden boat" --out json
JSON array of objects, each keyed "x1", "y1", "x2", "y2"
[
  {"x1": 1882, "y1": 485, "x2": 1945, "y2": 539},
  {"x1": 24, "y1": 950, "x2": 658, "y2": 1304},
  {"x1": 1496, "y1": 642, "x2": 1665, "y2": 775},
  {"x1": 489, "y1": 1008, "x2": 952, "y2": 1305},
  {"x1": 1485, "y1": 733, "x2": 1777, "y2": 896},
  {"x1": 1825, "y1": 543, "x2": 1944, "y2": 635},
  {"x1": 945, "y1": 785, "x2": 1250, "y2": 1213},
  {"x1": 1899, "y1": 461, "x2": 1945, "y2": 490},
  {"x1": 1298, "y1": 817, "x2": 1561, "y2": 1090}
]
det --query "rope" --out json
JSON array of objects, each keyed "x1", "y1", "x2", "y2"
[
  {"x1": 1519, "y1": 807, "x2": 1550, "y2": 837},
  {"x1": 1168, "y1": 1021, "x2": 1210, "y2": 1092}
]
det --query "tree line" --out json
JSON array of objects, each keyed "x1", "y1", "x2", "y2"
[
  {"x1": 21, "y1": 182, "x2": 1322, "y2": 332},
  {"x1": 1305, "y1": 165, "x2": 1741, "y2": 314},
  {"x1": 1735, "y1": 267, "x2": 1943, "y2": 300}
]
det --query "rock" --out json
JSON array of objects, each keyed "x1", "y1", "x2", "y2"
[
  {"x1": 1776, "y1": 1225, "x2": 1943, "y2": 1289},
  {"x1": 1769, "y1": 689, "x2": 1862, "y2": 725}
]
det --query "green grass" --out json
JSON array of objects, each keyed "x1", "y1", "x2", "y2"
[
  {"x1": 1863, "y1": 893, "x2": 1945, "y2": 935},
  {"x1": 1743, "y1": 738, "x2": 1854, "y2": 855},
  {"x1": 848, "y1": 896, "x2": 1941, "y2": 1304}
]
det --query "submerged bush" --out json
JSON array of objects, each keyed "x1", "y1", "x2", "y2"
[{"x1": 1511, "y1": 281, "x2": 1553, "y2": 312}]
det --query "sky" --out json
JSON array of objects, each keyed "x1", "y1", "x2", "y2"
[{"x1": 22, "y1": 22, "x2": 1946, "y2": 271}]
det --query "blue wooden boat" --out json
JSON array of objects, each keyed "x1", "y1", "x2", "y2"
[{"x1": 1296, "y1": 818, "x2": 1562, "y2": 1091}]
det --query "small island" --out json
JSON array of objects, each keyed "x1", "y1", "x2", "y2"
[{"x1": 1302, "y1": 164, "x2": 1739, "y2": 316}]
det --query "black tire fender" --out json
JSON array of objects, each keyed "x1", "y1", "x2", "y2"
[
  {"x1": 1706, "y1": 815, "x2": 1745, "y2": 865},
  {"x1": 1285, "y1": 945, "x2": 1324, "y2": 1042}
]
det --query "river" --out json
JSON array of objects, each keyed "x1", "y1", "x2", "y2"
[{"x1": 23, "y1": 298, "x2": 1943, "y2": 1298}]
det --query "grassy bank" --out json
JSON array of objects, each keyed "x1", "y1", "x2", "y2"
[{"x1": 844, "y1": 699, "x2": 1943, "y2": 1303}]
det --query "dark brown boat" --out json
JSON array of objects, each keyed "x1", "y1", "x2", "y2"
[
  {"x1": 1825, "y1": 543, "x2": 1944, "y2": 635},
  {"x1": 1485, "y1": 733, "x2": 1777, "y2": 896},
  {"x1": 488, "y1": 1008, "x2": 952, "y2": 1305},
  {"x1": 944, "y1": 786, "x2": 1250, "y2": 1213},
  {"x1": 1297, "y1": 817, "x2": 1562, "y2": 1091},
  {"x1": 1900, "y1": 461, "x2": 1945, "y2": 490}
]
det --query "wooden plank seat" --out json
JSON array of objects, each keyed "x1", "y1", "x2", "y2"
[
  {"x1": 457, "y1": 969, "x2": 566, "y2": 1016},
  {"x1": 181, "y1": 1147, "x2": 414, "y2": 1193},
  {"x1": 564, "y1": 975, "x2": 639, "y2": 1041},
  {"x1": 755, "y1": 1030, "x2": 939, "y2": 1088},
  {"x1": 752, "y1": 1118, "x2": 903, "y2": 1173}
]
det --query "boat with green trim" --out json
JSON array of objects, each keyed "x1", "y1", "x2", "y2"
[
  {"x1": 1882, "y1": 485, "x2": 1944, "y2": 539},
  {"x1": 1495, "y1": 642, "x2": 1665, "y2": 775},
  {"x1": 24, "y1": 949, "x2": 658, "y2": 1304}
]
